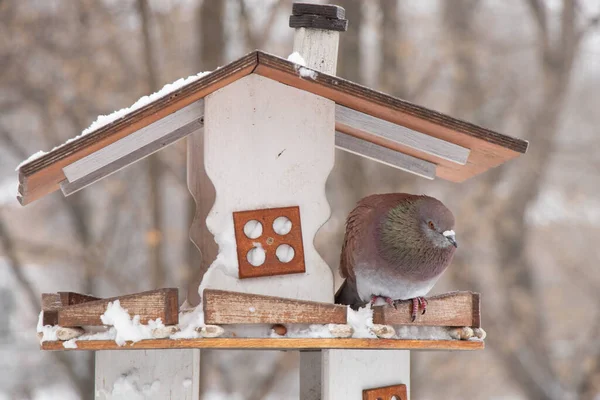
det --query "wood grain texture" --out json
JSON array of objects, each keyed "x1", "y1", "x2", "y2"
[
  {"x1": 363, "y1": 384, "x2": 407, "y2": 400},
  {"x1": 57, "y1": 288, "x2": 178, "y2": 327},
  {"x1": 335, "y1": 131, "x2": 436, "y2": 180},
  {"x1": 187, "y1": 128, "x2": 218, "y2": 306},
  {"x1": 41, "y1": 293, "x2": 62, "y2": 326},
  {"x1": 232, "y1": 206, "x2": 306, "y2": 279},
  {"x1": 40, "y1": 338, "x2": 484, "y2": 351},
  {"x1": 292, "y1": 3, "x2": 346, "y2": 19},
  {"x1": 17, "y1": 52, "x2": 257, "y2": 205},
  {"x1": 60, "y1": 101, "x2": 204, "y2": 196},
  {"x1": 58, "y1": 292, "x2": 100, "y2": 306},
  {"x1": 293, "y1": 25, "x2": 339, "y2": 74},
  {"x1": 17, "y1": 50, "x2": 528, "y2": 206},
  {"x1": 336, "y1": 104, "x2": 470, "y2": 165},
  {"x1": 300, "y1": 351, "x2": 322, "y2": 400},
  {"x1": 323, "y1": 350, "x2": 410, "y2": 400},
  {"x1": 201, "y1": 74, "x2": 335, "y2": 302},
  {"x1": 254, "y1": 51, "x2": 528, "y2": 183},
  {"x1": 95, "y1": 349, "x2": 200, "y2": 400},
  {"x1": 289, "y1": 15, "x2": 348, "y2": 31},
  {"x1": 371, "y1": 291, "x2": 479, "y2": 327},
  {"x1": 203, "y1": 289, "x2": 347, "y2": 324}
]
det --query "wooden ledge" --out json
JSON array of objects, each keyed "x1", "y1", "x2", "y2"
[{"x1": 40, "y1": 338, "x2": 483, "y2": 351}]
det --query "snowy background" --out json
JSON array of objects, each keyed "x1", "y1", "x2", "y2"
[{"x1": 2, "y1": 0, "x2": 600, "y2": 399}]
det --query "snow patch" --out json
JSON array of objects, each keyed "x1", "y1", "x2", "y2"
[
  {"x1": 298, "y1": 67, "x2": 318, "y2": 80},
  {"x1": 37, "y1": 312, "x2": 59, "y2": 342},
  {"x1": 100, "y1": 300, "x2": 164, "y2": 346},
  {"x1": 281, "y1": 324, "x2": 334, "y2": 338},
  {"x1": 99, "y1": 369, "x2": 160, "y2": 400},
  {"x1": 395, "y1": 325, "x2": 452, "y2": 340},
  {"x1": 170, "y1": 306, "x2": 205, "y2": 339},
  {"x1": 287, "y1": 51, "x2": 318, "y2": 79},
  {"x1": 15, "y1": 151, "x2": 47, "y2": 171},
  {"x1": 287, "y1": 51, "x2": 306, "y2": 66},
  {"x1": 16, "y1": 70, "x2": 210, "y2": 171},
  {"x1": 62, "y1": 339, "x2": 78, "y2": 349},
  {"x1": 347, "y1": 306, "x2": 377, "y2": 338}
]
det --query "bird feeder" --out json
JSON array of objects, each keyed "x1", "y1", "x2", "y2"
[{"x1": 17, "y1": 3, "x2": 528, "y2": 399}]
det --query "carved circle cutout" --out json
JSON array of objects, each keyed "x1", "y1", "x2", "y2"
[
  {"x1": 243, "y1": 220, "x2": 263, "y2": 239},
  {"x1": 276, "y1": 244, "x2": 295, "y2": 263},
  {"x1": 273, "y1": 216, "x2": 292, "y2": 235},
  {"x1": 247, "y1": 246, "x2": 266, "y2": 267}
]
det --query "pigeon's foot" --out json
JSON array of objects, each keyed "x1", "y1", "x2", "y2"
[
  {"x1": 370, "y1": 295, "x2": 397, "y2": 309},
  {"x1": 410, "y1": 297, "x2": 428, "y2": 322}
]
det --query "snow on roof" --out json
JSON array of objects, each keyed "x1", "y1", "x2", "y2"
[{"x1": 15, "y1": 70, "x2": 210, "y2": 171}]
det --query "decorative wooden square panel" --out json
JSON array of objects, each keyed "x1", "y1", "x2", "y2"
[
  {"x1": 232, "y1": 206, "x2": 305, "y2": 279},
  {"x1": 363, "y1": 384, "x2": 407, "y2": 400}
]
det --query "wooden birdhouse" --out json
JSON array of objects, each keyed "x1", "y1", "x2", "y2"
[{"x1": 17, "y1": 3, "x2": 528, "y2": 399}]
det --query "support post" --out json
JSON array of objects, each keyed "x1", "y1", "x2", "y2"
[
  {"x1": 95, "y1": 349, "x2": 200, "y2": 399},
  {"x1": 323, "y1": 350, "x2": 410, "y2": 400}
]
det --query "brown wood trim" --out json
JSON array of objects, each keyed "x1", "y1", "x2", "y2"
[
  {"x1": 40, "y1": 337, "x2": 484, "y2": 351},
  {"x1": 372, "y1": 291, "x2": 480, "y2": 327},
  {"x1": 255, "y1": 51, "x2": 527, "y2": 154},
  {"x1": 56, "y1": 288, "x2": 178, "y2": 327},
  {"x1": 17, "y1": 50, "x2": 528, "y2": 205},
  {"x1": 18, "y1": 52, "x2": 258, "y2": 205},
  {"x1": 203, "y1": 289, "x2": 347, "y2": 325}
]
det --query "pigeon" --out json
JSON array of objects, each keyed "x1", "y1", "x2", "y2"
[{"x1": 334, "y1": 193, "x2": 457, "y2": 321}]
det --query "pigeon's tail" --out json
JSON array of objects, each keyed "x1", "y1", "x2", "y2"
[{"x1": 334, "y1": 279, "x2": 364, "y2": 310}]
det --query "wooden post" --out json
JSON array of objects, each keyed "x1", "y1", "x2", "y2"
[
  {"x1": 291, "y1": 4, "x2": 411, "y2": 399},
  {"x1": 95, "y1": 349, "x2": 200, "y2": 399}
]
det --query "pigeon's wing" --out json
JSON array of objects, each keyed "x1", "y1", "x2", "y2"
[{"x1": 339, "y1": 193, "x2": 418, "y2": 280}]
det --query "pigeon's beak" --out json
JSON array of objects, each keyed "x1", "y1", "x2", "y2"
[{"x1": 443, "y1": 230, "x2": 458, "y2": 248}]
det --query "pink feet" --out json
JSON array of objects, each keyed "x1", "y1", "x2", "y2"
[
  {"x1": 370, "y1": 295, "x2": 397, "y2": 309},
  {"x1": 411, "y1": 297, "x2": 428, "y2": 322},
  {"x1": 370, "y1": 295, "x2": 429, "y2": 321}
]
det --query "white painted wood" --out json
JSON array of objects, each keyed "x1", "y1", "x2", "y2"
[
  {"x1": 335, "y1": 131, "x2": 436, "y2": 180},
  {"x1": 336, "y1": 104, "x2": 470, "y2": 165},
  {"x1": 322, "y1": 350, "x2": 410, "y2": 400},
  {"x1": 95, "y1": 349, "x2": 200, "y2": 400},
  {"x1": 200, "y1": 74, "x2": 335, "y2": 303},
  {"x1": 300, "y1": 351, "x2": 322, "y2": 400},
  {"x1": 293, "y1": 27, "x2": 339, "y2": 74},
  {"x1": 61, "y1": 100, "x2": 204, "y2": 193}
]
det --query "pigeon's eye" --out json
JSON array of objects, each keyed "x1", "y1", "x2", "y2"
[{"x1": 428, "y1": 221, "x2": 435, "y2": 230}]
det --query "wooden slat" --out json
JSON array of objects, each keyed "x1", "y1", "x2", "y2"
[
  {"x1": 336, "y1": 104, "x2": 470, "y2": 164},
  {"x1": 203, "y1": 289, "x2": 347, "y2": 325},
  {"x1": 60, "y1": 101, "x2": 205, "y2": 195},
  {"x1": 57, "y1": 288, "x2": 178, "y2": 327},
  {"x1": 254, "y1": 51, "x2": 528, "y2": 182},
  {"x1": 335, "y1": 131, "x2": 436, "y2": 180},
  {"x1": 17, "y1": 52, "x2": 257, "y2": 205},
  {"x1": 41, "y1": 338, "x2": 484, "y2": 351},
  {"x1": 371, "y1": 291, "x2": 479, "y2": 327},
  {"x1": 58, "y1": 292, "x2": 101, "y2": 306},
  {"x1": 41, "y1": 293, "x2": 62, "y2": 326}
]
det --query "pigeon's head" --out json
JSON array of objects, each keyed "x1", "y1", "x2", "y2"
[{"x1": 417, "y1": 197, "x2": 457, "y2": 249}]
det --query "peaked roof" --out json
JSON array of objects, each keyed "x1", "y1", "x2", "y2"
[{"x1": 16, "y1": 50, "x2": 528, "y2": 206}]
